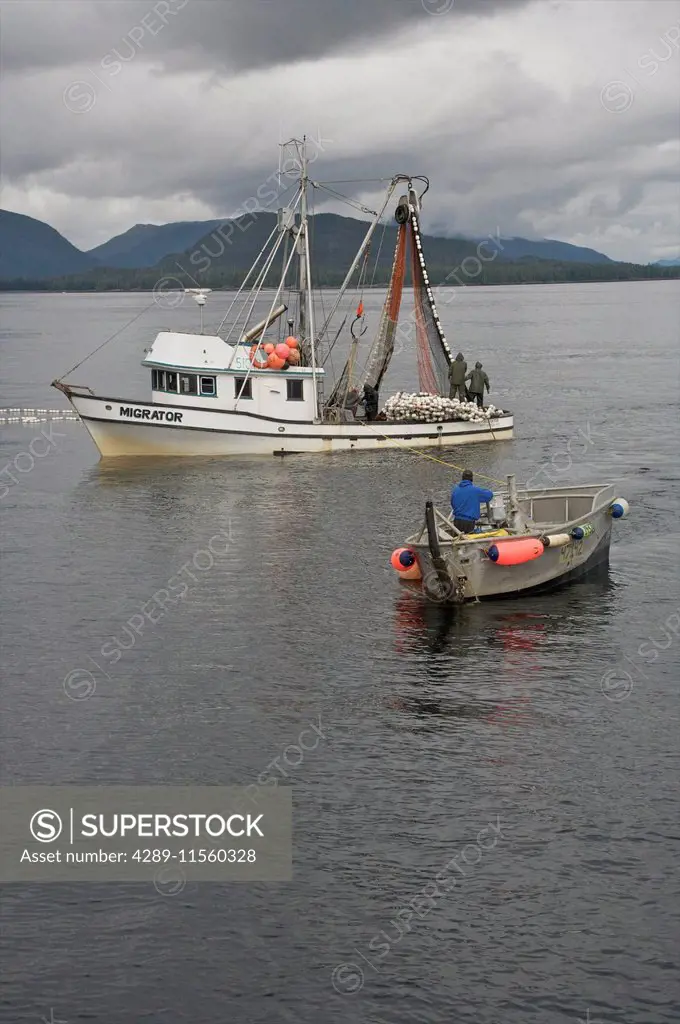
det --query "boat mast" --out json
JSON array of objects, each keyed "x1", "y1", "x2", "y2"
[
  {"x1": 297, "y1": 142, "x2": 307, "y2": 352},
  {"x1": 296, "y1": 137, "x2": 320, "y2": 418}
]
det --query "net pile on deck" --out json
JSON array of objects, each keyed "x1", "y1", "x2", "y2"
[{"x1": 383, "y1": 393, "x2": 503, "y2": 423}]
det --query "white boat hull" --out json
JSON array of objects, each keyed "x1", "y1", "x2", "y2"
[{"x1": 65, "y1": 394, "x2": 513, "y2": 457}]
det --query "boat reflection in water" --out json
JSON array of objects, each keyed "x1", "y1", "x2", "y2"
[
  {"x1": 388, "y1": 567, "x2": 613, "y2": 734},
  {"x1": 388, "y1": 592, "x2": 543, "y2": 729}
]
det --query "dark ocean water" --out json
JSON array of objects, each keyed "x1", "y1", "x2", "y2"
[{"x1": 1, "y1": 282, "x2": 679, "y2": 1024}]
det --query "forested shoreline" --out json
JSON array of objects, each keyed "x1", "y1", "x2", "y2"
[{"x1": 1, "y1": 258, "x2": 677, "y2": 292}]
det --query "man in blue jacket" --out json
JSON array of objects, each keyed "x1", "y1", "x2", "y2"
[{"x1": 451, "y1": 469, "x2": 494, "y2": 533}]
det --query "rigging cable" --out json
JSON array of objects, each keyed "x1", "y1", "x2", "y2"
[
  {"x1": 233, "y1": 219, "x2": 302, "y2": 408},
  {"x1": 217, "y1": 186, "x2": 301, "y2": 339},
  {"x1": 58, "y1": 189, "x2": 302, "y2": 380},
  {"x1": 345, "y1": 217, "x2": 388, "y2": 397},
  {"x1": 57, "y1": 302, "x2": 158, "y2": 380},
  {"x1": 315, "y1": 178, "x2": 394, "y2": 184},
  {"x1": 227, "y1": 189, "x2": 303, "y2": 359},
  {"x1": 314, "y1": 183, "x2": 378, "y2": 217},
  {"x1": 353, "y1": 242, "x2": 371, "y2": 324},
  {"x1": 316, "y1": 178, "x2": 398, "y2": 355},
  {"x1": 359, "y1": 424, "x2": 506, "y2": 485},
  {"x1": 369, "y1": 218, "x2": 388, "y2": 289},
  {"x1": 337, "y1": 247, "x2": 372, "y2": 409}
]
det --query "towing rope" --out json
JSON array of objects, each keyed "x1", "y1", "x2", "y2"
[{"x1": 361, "y1": 422, "x2": 507, "y2": 485}]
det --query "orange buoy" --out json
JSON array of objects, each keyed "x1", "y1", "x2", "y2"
[
  {"x1": 249, "y1": 344, "x2": 269, "y2": 369},
  {"x1": 487, "y1": 538, "x2": 544, "y2": 565},
  {"x1": 285, "y1": 336, "x2": 299, "y2": 349},
  {"x1": 390, "y1": 547, "x2": 422, "y2": 580},
  {"x1": 266, "y1": 353, "x2": 286, "y2": 370},
  {"x1": 263, "y1": 343, "x2": 275, "y2": 354},
  {"x1": 275, "y1": 342, "x2": 291, "y2": 360},
  {"x1": 287, "y1": 349, "x2": 301, "y2": 365}
]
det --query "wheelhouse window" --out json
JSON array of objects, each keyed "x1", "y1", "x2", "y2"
[
  {"x1": 286, "y1": 379, "x2": 304, "y2": 402},
  {"x1": 151, "y1": 369, "x2": 215, "y2": 396},
  {"x1": 179, "y1": 373, "x2": 198, "y2": 395},
  {"x1": 234, "y1": 377, "x2": 252, "y2": 400}
]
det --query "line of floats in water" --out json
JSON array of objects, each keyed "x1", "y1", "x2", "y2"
[{"x1": 0, "y1": 408, "x2": 81, "y2": 425}]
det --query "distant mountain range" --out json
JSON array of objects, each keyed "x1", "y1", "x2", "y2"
[
  {"x1": 89, "y1": 217, "x2": 615, "y2": 270},
  {"x1": 87, "y1": 219, "x2": 227, "y2": 269},
  {"x1": 467, "y1": 235, "x2": 612, "y2": 264},
  {"x1": 0, "y1": 209, "x2": 98, "y2": 279},
  {"x1": 0, "y1": 208, "x2": 678, "y2": 289},
  {"x1": 653, "y1": 257, "x2": 680, "y2": 267}
]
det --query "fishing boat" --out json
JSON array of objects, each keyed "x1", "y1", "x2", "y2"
[
  {"x1": 52, "y1": 137, "x2": 513, "y2": 458},
  {"x1": 390, "y1": 477, "x2": 629, "y2": 603}
]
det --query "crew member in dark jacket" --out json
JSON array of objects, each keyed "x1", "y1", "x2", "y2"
[
  {"x1": 341, "y1": 388, "x2": 361, "y2": 420},
  {"x1": 451, "y1": 469, "x2": 494, "y2": 533},
  {"x1": 448, "y1": 352, "x2": 467, "y2": 400},
  {"x1": 465, "y1": 361, "x2": 490, "y2": 408},
  {"x1": 363, "y1": 383, "x2": 379, "y2": 422}
]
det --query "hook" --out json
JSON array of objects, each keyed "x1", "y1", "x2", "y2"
[{"x1": 350, "y1": 314, "x2": 368, "y2": 340}]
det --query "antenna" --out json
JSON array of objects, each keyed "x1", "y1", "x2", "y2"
[{"x1": 185, "y1": 288, "x2": 212, "y2": 334}]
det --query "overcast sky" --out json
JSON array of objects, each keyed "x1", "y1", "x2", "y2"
[{"x1": 1, "y1": 0, "x2": 678, "y2": 262}]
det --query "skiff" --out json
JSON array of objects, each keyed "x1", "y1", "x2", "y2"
[{"x1": 391, "y1": 476, "x2": 629, "y2": 603}]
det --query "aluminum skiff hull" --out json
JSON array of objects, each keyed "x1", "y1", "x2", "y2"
[
  {"x1": 409, "y1": 507, "x2": 613, "y2": 603},
  {"x1": 65, "y1": 394, "x2": 513, "y2": 457}
]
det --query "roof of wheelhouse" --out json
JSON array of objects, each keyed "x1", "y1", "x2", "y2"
[{"x1": 142, "y1": 331, "x2": 324, "y2": 375}]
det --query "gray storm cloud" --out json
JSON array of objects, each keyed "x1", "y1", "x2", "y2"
[
  {"x1": 0, "y1": 0, "x2": 529, "y2": 74},
  {"x1": 0, "y1": 0, "x2": 678, "y2": 262}
]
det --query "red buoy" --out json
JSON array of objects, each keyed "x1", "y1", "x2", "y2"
[{"x1": 487, "y1": 538, "x2": 544, "y2": 565}]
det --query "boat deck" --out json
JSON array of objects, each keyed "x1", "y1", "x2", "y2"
[{"x1": 407, "y1": 483, "x2": 618, "y2": 547}]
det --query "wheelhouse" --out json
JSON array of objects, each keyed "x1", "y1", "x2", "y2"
[{"x1": 143, "y1": 331, "x2": 323, "y2": 422}]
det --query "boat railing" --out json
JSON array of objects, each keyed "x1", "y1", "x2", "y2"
[
  {"x1": 408, "y1": 482, "x2": 618, "y2": 547},
  {"x1": 435, "y1": 507, "x2": 464, "y2": 539},
  {"x1": 523, "y1": 482, "x2": 613, "y2": 498},
  {"x1": 51, "y1": 380, "x2": 95, "y2": 397},
  {"x1": 521, "y1": 483, "x2": 616, "y2": 527},
  {"x1": 408, "y1": 506, "x2": 464, "y2": 545}
]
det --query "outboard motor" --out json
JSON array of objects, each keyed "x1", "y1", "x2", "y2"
[{"x1": 489, "y1": 494, "x2": 507, "y2": 525}]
